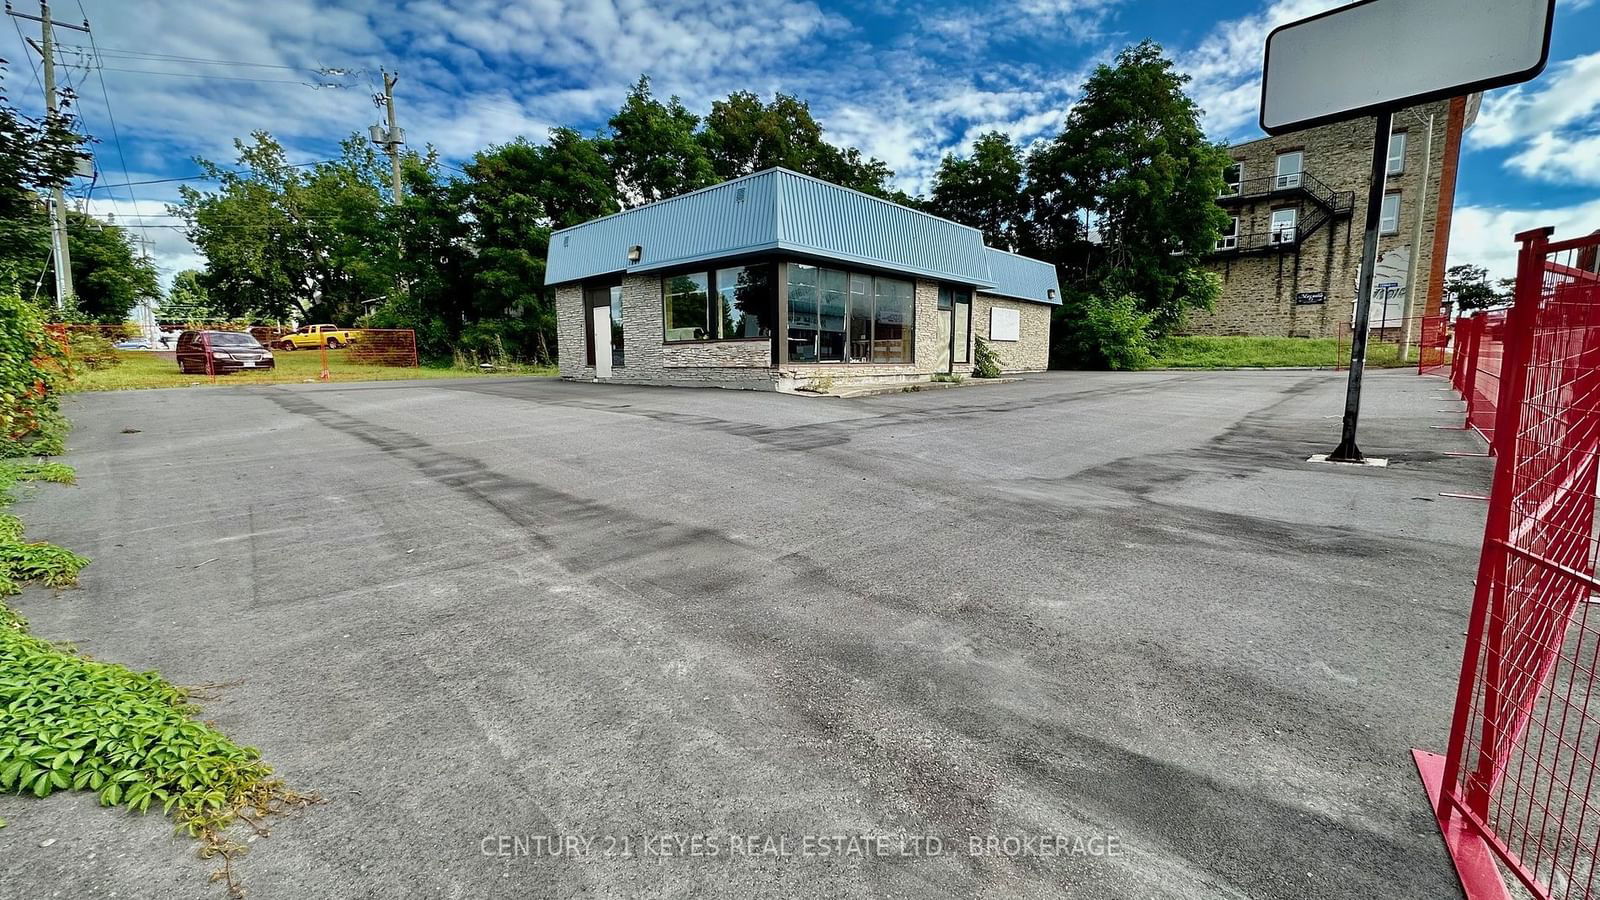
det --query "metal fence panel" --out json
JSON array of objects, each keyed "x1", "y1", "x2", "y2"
[{"x1": 1423, "y1": 226, "x2": 1600, "y2": 900}]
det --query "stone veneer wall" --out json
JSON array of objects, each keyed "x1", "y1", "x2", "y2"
[
  {"x1": 557, "y1": 275, "x2": 777, "y2": 388},
  {"x1": 974, "y1": 293, "x2": 1050, "y2": 372},
  {"x1": 557, "y1": 272, "x2": 1054, "y2": 387},
  {"x1": 1185, "y1": 98, "x2": 1454, "y2": 338}
]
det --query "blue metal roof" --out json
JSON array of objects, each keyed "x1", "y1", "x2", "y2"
[
  {"x1": 546, "y1": 168, "x2": 1059, "y2": 304},
  {"x1": 983, "y1": 248, "x2": 1061, "y2": 304}
]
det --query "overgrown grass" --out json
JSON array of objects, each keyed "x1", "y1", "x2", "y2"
[
  {"x1": 0, "y1": 459, "x2": 313, "y2": 895},
  {"x1": 64, "y1": 349, "x2": 556, "y2": 392},
  {"x1": 1147, "y1": 335, "x2": 1418, "y2": 370}
]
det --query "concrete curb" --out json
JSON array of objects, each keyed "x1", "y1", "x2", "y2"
[{"x1": 816, "y1": 377, "x2": 1024, "y2": 399}]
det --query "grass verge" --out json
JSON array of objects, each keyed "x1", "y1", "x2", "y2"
[
  {"x1": 1148, "y1": 335, "x2": 1418, "y2": 369},
  {"x1": 0, "y1": 459, "x2": 313, "y2": 897},
  {"x1": 64, "y1": 348, "x2": 557, "y2": 392}
]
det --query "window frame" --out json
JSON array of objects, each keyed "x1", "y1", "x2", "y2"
[
  {"x1": 713, "y1": 264, "x2": 778, "y2": 343},
  {"x1": 1217, "y1": 216, "x2": 1240, "y2": 251},
  {"x1": 1387, "y1": 130, "x2": 1407, "y2": 175},
  {"x1": 951, "y1": 290, "x2": 972, "y2": 365},
  {"x1": 1274, "y1": 150, "x2": 1304, "y2": 189},
  {"x1": 784, "y1": 259, "x2": 918, "y2": 366},
  {"x1": 659, "y1": 264, "x2": 777, "y2": 345},
  {"x1": 1221, "y1": 162, "x2": 1243, "y2": 197},
  {"x1": 1380, "y1": 191, "x2": 1402, "y2": 235},
  {"x1": 1270, "y1": 207, "x2": 1298, "y2": 243}
]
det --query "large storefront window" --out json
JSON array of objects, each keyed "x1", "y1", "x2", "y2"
[
  {"x1": 786, "y1": 263, "x2": 914, "y2": 364},
  {"x1": 787, "y1": 264, "x2": 818, "y2": 362},
  {"x1": 872, "y1": 278, "x2": 913, "y2": 364},
  {"x1": 716, "y1": 266, "x2": 775, "y2": 339},
  {"x1": 664, "y1": 273, "x2": 710, "y2": 341},
  {"x1": 664, "y1": 265, "x2": 776, "y2": 342}
]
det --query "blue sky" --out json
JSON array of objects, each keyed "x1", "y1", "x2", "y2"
[{"x1": 7, "y1": 0, "x2": 1598, "y2": 284}]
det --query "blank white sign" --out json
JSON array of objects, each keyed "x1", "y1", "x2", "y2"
[
  {"x1": 990, "y1": 307, "x2": 1020, "y2": 342},
  {"x1": 1261, "y1": 0, "x2": 1554, "y2": 134}
]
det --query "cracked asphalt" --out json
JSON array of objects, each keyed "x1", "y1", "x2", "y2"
[{"x1": 1, "y1": 369, "x2": 1486, "y2": 899}]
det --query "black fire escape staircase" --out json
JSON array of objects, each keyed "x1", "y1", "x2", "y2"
[{"x1": 1211, "y1": 171, "x2": 1356, "y2": 256}]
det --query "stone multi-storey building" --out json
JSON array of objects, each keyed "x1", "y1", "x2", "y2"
[{"x1": 1184, "y1": 94, "x2": 1480, "y2": 338}]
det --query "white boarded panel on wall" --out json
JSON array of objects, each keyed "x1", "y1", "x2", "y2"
[{"x1": 990, "y1": 306, "x2": 1020, "y2": 342}]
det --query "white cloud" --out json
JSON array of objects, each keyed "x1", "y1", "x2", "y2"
[
  {"x1": 1473, "y1": 52, "x2": 1600, "y2": 149},
  {"x1": 1450, "y1": 198, "x2": 1600, "y2": 282},
  {"x1": 926, "y1": 0, "x2": 1123, "y2": 43},
  {"x1": 1504, "y1": 131, "x2": 1600, "y2": 185},
  {"x1": 1178, "y1": 0, "x2": 1340, "y2": 138},
  {"x1": 81, "y1": 194, "x2": 206, "y2": 284}
]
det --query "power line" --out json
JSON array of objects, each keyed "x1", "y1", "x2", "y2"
[
  {"x1": 81, "y1": 13, "x2": 154, "y2": 255},
  {"x1": 91, "y1": 159, "x2": 339, "y2": 189},
  {"x1": 9, "y1": 15, "x2": 41, "y2": 96},
  {"x1": 54, "y1": 41, "x2": 357, "y2": 75},
  {"x1": 89, "y1": 65, "x2": 352, "y2": 87},
  {"x1": 60, "y1": 44, "x2": 297, "y2": 68}
]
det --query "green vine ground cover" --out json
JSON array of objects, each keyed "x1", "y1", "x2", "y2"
[{"x1": 0, "y1": 459, "x2": 312, "y2": 896}]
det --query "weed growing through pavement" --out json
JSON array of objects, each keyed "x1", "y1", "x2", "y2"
[{"x1": 0, "y1": 460, "x2": 317, "y2": 897}]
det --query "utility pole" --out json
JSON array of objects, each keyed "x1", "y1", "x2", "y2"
[
  {"x1": 8, "y1": 1, "x2": 89, "y2": 309},
  {"x1": 1396, "y1": 110, "x2": 1436, "y2": 362},
  {"x1": 369, "y1": 69, "x2": 404, "y2": 204}
]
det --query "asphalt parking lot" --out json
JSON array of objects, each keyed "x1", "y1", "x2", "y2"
[{"x1": 3, "y1": 370, "x2": 1487, "y2": 899}]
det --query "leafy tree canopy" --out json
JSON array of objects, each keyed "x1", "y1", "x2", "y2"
[
  {"x1": 605, "y1": 76, "x2": 718, "y2": 207},
  {"x1": 1444, "y1": 264, "x2": 1512, "y2": 311},
  {"x1": 928, "y1": 131, "x2": 1028, "y2": 251},
  {"x1": 61, "y1": 213, "x2": 159, "y2": 322},
  {"x1": 1028, "y1": 40, "x2": 1231, "y2": 339},
  {"x1": 160, "y1": 268, "x2": 217, "y2": 320},
  {"x1": 172, "y1": 133, "x2": 402, "y2": 323},
  {"x1": 699, "y1": 90, "x2": 895, "y2": 196}
]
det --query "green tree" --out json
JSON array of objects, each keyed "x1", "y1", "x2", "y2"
[
  {"x1": 1444, "y1": 264, "x2": 1511, "y2": 311},
  {"x1": 371, "y1": 161, "x2": 473, "y2": 357},
  {"x1": 172, "y1": 132, "x2": 397, "y2": 323},
  {"x1": 697, "y1": 90, "x2": 897, "y2": 196},
  {"x1": 460, "y1": 130, "x2": 623, "y2": 360},
  {"x1": 605, "y1": 76, "x2": 716, "y2": 206},
  {"x1": 0, "y1": 64, "x2": 87, "y2": 298},
  {"x1": 1027, "y1": 40, "x2": 1230, "y2": 364},
  {"x1": 372, "y1": 130, "x2": 616, "y2": 363},
  {"x1": 536, "y1": 127, "x2": 619, "y2": 228},
  {"x1": 60, "y1": 213, "x2": 159, "y2": 322},
  {"x1": 928, "y1": 132, "x2": 1028, "y2": 251},
  {"x1": 161, "y1": 268, "x2": 214, "y2": 319}
]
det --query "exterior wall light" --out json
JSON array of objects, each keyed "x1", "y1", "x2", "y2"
[
  {"x1": 1047, "y1": 288, "x2": 1057, "y2": 301},
  {"x1": 627, "y1": 245, "x2": 643, "y2": 263}
]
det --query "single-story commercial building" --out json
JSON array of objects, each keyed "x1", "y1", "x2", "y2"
[{"x1": 545, "y1": 168, "x2": 1060, "y2": 391}]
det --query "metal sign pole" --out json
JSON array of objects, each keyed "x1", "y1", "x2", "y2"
[{"x1": 1328, "y1": 108, "x2": 1396, "y2": 464}]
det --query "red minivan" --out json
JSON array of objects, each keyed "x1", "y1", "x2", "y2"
[{"x1": 174, "y1": 330, "x2": 276, "y2": 375}]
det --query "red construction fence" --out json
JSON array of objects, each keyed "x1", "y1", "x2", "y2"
[
  {"x1": 1418, "y1": 226, "x2": 1600, "y2": 899},
  {"x1": 44, "y1": 324, "x2": 418, "y2": 384}
]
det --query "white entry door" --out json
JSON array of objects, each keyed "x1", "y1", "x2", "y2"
[{"x1": 592, "y1": 304, "x2": 612, "y2": 378}]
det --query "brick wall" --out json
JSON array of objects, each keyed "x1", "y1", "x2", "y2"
[{"x1": 1186, "y1": 98, "x2": 1454, "y2": 338}]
